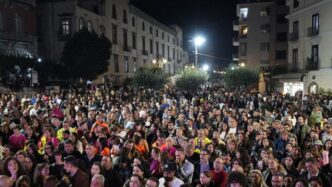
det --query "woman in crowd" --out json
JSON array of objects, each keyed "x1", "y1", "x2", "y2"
[
  {"x1": 124, "y1": 164, "x2": 147, "y2": 187},
  {"x1": 42, "y1": 142, "x2": 55, "y2": 164},
  {"x1": 128, "y1": 174, "x2": 144, "y2": 187},
  {"x1": 248, "y1": 170, "x2": 268, "y2": 187},
  {"x1": 16, "y1": 175, "x2": 31, "y2": 187},
  {"x1": 33, "y1": 163, "x2": 49, "y2": 187},
  {"x1": 70, "y1": 132, "x2": 83, "y2": 154},
  {"x1": 149, "y1": 147, "x2": 162, "y2": 178},
  {"x1": 2, "y1": 157, "x2": 26, "y2": 181},
  {"x1": 196, "y1": 171, "x2": 214, "y2": 187},
  {"x1": 37, "y1": 127, "x2": 59, "y2": 154},
  {"x1": 90, "y1": 162, "x2": 104, "y2": 181},
  {"x1": 23, "y1": 156, "x2": 35, "y2": 182}
]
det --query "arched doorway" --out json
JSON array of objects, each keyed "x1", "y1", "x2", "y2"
[{"x1": 308, "y1": 82, "x2": 318, "y2": 95}]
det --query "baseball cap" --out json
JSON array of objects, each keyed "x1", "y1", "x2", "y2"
[{"x1": 163, "y1": 161, "x2": 176, "y2": 172}]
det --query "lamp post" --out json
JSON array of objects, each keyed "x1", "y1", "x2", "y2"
[
  {"x1": 152, "y1": 58, "x2": 167, "y2": 69},
  {"x1": 194, "y1": 36, "x2": 205, "y2": 68}
]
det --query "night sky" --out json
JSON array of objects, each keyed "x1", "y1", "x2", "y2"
[{"x1": 131, "y1": 0, "x2": 238, "y2": 69}]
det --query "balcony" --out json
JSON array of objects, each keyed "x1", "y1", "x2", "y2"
[
  {"x1": 289, "y1": 63, "x2": 299, "y2": 72},
  {"x1": 239, "y1": 52, "x2": 247, "y2": 57},
  {"x1": 289, "y1": 32, "x2": 299, "y2": 42},
  {"x1": 307, "y1": 27, "x2": 319, "y2": 37},
  {"x1": 239, "y1": 34, "x2": 247, "y2": 39},
  {"x1": 305, "y1": 57, "x2": 319, "y2": 71},
  {"x1": 233, "y1": 54, "x2": 239, "y2": 61},
  {"x1": 0, "y1": 31, "x2": 35, "y2": 42},
  {"x1": 123, "y1": 46, "x2": 132, "y2": 52},
  {"x1": 233, "y1": 37, "x2": 239, "y2": 46},
  {"x1": 233, "y1": 20, "x2": 239, "y2": 31},
  {"x1": 142, "y1": 50, "x2": 148, "y2": 55},
  {"x1": 239, "y1": 17, "x2": 248, "y2": 22}
]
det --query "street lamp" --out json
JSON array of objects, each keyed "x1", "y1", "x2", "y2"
[
  {"x1": 202, "y1": 64, "x2": 209, "y2": 71},
  {"x1": 194, "y1": 36, "x2": 205, "y2": 68},
  {"x1": 240, "y1": 62, "x2": 245, "y2": 67},
  {"x1": 152, "y1": 58, "x2": 167, "y2": 68}
]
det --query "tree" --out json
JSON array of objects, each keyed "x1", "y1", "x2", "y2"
[
  {"x1": 175, "y1": 68, "x2": 208, "y2": 91},
  {"x1": 223, "y1": 68, "x2": 259, "y2": 89},
  {"x1": 132, "y1": 66, "x2": 168, "y2": 90},
  {"x1": 60, "y1": 28, "x2": 111, "y2": 80}
]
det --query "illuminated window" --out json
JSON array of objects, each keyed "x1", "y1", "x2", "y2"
[
  {"x1": 240, "y1": 8, "x2": 248, "y2": 20},
  {"x1": 60, "y1": 19, "x2": 70, "y2": 36},
  {"x1": 133, "y1": 58, "x2": 137, "y2": 72},
  {"x1": 125, "y1": 57, "x2": 129, "y2": 73},
  {"x1": 79, "y1": 17, "x2": 84, "y2": 30},
  {"x1": 87, "y1": 21, "x2": 93, "y2": 32},
  {"x1": 240, "y1": 25, "x2": 248, "y2": 38}
]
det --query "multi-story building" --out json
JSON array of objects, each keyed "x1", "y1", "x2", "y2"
[
  {"x1": 0, "y1": 0, "x2": 38, "y2": 57},
  {"x1": 233, "y1": 0, "x2": 289, "y2": 92},
  {"x1": 233, "y1": 0, "x2": 289, "y2": 73},
  {"x1": 281, "y1": 0, "x2": 332, "y2": 95},
  {"x1": 37, "y1": 0, "x2": 188, "y2": 84}
]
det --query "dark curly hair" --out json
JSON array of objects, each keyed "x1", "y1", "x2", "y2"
[{"x1": 2, "y1": 156, "x2": 27, "y2": 179}]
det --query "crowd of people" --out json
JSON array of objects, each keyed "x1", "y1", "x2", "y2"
[{"x1": 0, "y1": 85, "x2": 332, "y2": 187}]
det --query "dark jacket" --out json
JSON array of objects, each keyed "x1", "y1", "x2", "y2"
[{"x1": 69, "y1": 169, "x2": 89, "y2": 187}]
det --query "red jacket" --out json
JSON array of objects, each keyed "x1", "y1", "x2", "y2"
[{"x1": 211, "y1": 169, "x2": 228, "y2": 187}]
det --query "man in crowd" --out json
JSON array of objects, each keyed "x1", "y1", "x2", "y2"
[
  {"x1": 63, "y1": 155, "x2": 89, "y2": 187},
  {"x1": 175, "y1": 147, "x2": 194, "y2": 183},
  {"x1": 159, "y1": 161, "x2": 184, "y2": 187}
]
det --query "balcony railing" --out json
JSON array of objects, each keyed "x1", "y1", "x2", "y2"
[
  {"x1": 289, "y1": 32, "x2": 299, "y2": 42},
  {"x1": 289, "y1": 64, "x2": 299, "y2": 72},
  {"x1": 233, "y1": 54, "x2": 239, "y2": 61},
  {"x1": 307, "y1": 27, "x2": 319, "y2": 37},
  {"x1": 305, "y1": 57, "x2": 319, "y2": 71},
  {"x1": 142, "y1": 50, "x2": 148, "y2": 55},
  {"x1": 123, "y1": 46, "x2": 131, "y2": 52},
  {"x1": 239, "y1": 34, "x2": 247, "y2": 39},
  {"x1": 233, "y1": 20, "x2": 239, "y2": 31},
  {"x1": 233, "y1": 37, "x2": 239, "y2": 46}
]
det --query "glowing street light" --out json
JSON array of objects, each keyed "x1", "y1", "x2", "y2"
[
  {"x1": 202, "y1": 64, "x2": 209, "y2": 71},
  {"x1": 240, "y1": 62, "x2": 245, "y2": 67},
  {"x1": 194, "y1": 36, "x2": 206, "y2": 67}
]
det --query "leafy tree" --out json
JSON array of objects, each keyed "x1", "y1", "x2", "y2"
[
  {"x1": 224, "y1": 68, "x2": 259, "y2": 89},
  {"x1": 132, "y1": 66, "x2": 168, "y2": 90},
  {"x1": 175, "y1": 68, "x2": 208, "y2": 91},
  {"x1": 60, "y1": 28, "x2": 111, "y2": 80}
]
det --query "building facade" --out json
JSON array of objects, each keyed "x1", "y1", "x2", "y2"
[
  {"x1": 0, "y1": 0, "x2": 38, "y2": 57},
  {"x1": 282, "y1": 0, "x2": 332, "y2": 95},
  {"x1": 233, "y1": 0, "x2": 289, "y2": 72},
  {"x1": 37, "y1": 0, "x2": 189, "y2": 84}
]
